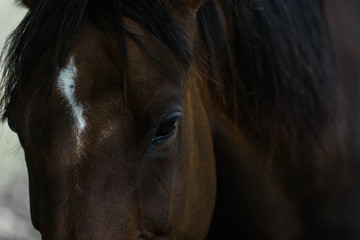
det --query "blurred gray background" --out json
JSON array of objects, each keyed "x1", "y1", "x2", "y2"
[{"x1": 0, "y1": 1, "x2": 41, "y2": 239}]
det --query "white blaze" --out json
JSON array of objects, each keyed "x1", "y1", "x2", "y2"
[{"x1": 57, "y1": 57, "x2": 86, "y2": 136}]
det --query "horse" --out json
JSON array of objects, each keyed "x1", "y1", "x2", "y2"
[{"x1": 1, "y1": 0, "x2": 360, "y2": 239}]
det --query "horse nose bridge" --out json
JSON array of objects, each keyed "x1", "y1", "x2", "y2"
[
  {"x1": 38, "y1": 159, "x2": 179, "y2": 240},
  {"x1": 35, "y1": 156, "x2": 144, "y2": 239},
  {"x1": 40, "y1": 183, "x2": 140, "y2": 239}
]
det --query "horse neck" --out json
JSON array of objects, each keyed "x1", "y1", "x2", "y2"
[{"x1": 197, "y1": 1, "x2": 354, "y2": 176}]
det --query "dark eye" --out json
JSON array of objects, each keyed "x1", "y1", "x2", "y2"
[
  {"x1": 152, "y1": 112, "x2": 181, "y2": 145},
  {"x1": 7, "y1": 118, "x2": 17, "y2": 133}
]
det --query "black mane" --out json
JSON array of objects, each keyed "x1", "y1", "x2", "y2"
[
  {"x1": 1, "y1": 0, "x2": 336, "y2": 152},
  {"x1": 0, "y1": 0, "x2": 192, "y2": 120},
  {"x1": 198, "y1": 0, "x2": 336, "y2": 154}
]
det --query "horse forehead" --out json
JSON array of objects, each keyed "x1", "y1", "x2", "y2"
[
  {"x1": 57, "y1": 57, "x2": 87, "y2": 151},
  {"x1": 71, "y1": 24, "x2": 179, "y2": 97},
  {"x1": 59, "y1": 23, "x2": 183, "y2": 122}
]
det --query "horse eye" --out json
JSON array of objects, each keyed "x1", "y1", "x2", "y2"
[{"x1": 152, "y1": 112, "x2": 181, "y2": 145}]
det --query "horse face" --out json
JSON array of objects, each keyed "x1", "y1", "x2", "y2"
[{"x1": 6, "y1": 8, "x2": 216, "y2": 240}]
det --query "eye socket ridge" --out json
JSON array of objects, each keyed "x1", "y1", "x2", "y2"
[{"x1": 152, "y1": 112, "x2": 181, "y2": 145}]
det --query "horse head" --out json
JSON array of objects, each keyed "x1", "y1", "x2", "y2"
[{"x1": 4, "y1": 0, "x2": 216, "y2": 239}]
